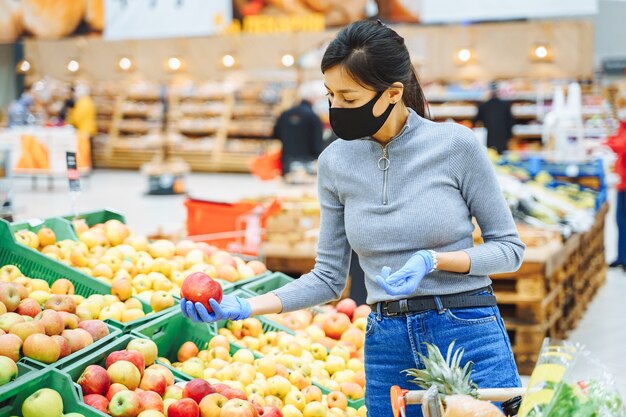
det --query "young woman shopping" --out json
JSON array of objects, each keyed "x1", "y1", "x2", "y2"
[{"x1": 181, "y1": 20, "x2": 525, "y2": 417}]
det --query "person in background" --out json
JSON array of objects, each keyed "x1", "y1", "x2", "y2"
[
  {"x1": 606, "y1": 119, "x2": 626, "y2": 269},
  {"x1": 66, "y1": 84, "x2": 97, "y2": 166},
  {"x1": 7, "y1": 93, "x2": 34, "y2": 127},
  {"x1": 59, "y1": 86, "x2": 75, "y2": 122},
  {"x1": 474, "y1": 82, "x2": 515, "y2": 154},
  {"x1": 272, "y1": 86, "x2": 324, "y2": 175}
]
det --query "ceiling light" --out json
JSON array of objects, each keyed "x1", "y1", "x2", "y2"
[
  {"x1": 281, "y1": 54, "x2": 295, "y2": 67},
  {"x1": 67, "y1": 60, "x2": 80, "y2": 73},
  {"x1": 168, "y1": 57, "x2": 182, "y2": 71},
  {"x1": 457, "y1": 48, "x2": 472, "y2": 63},
  {"x1": 534, "y1": 45, "x2": 548, "y2": 59},
  {"x1": 16, "y1": 60, "x2": 31, "y2": 74},
  {"x1": 222, "y1": 54, "x2": 236, "y2": 68},
  {"x1": 118, "y1": 57, "x2": 132, "y2": 71}
]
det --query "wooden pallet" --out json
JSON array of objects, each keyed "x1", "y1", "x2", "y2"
[{"x1": 496, "y1": 282, "x2": 566, "y2": 324}]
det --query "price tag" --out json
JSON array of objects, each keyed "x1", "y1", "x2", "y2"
[{"x1": 66, "y1": 152, "x2": 81, "y2": 192}]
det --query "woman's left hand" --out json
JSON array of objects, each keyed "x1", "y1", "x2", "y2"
[{"x1": 376, "y1": 250, "x2": 434, "y2": 296}]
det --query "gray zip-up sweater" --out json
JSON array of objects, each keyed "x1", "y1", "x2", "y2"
[{"x1": 272, "y1": 109, "x2": 525, "y2": 312}]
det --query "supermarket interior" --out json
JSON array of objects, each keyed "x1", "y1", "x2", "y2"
[{"x1": 2, "y1": 1, "x2": 626, "y2": 417}]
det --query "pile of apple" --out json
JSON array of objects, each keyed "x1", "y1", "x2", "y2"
[
  {"x1": 167, "y1": 335, "x2": 366, "y2": 417},
  {"x1": 13, "y1": 221, "x2": 268, "y2": 304},
  {"x1": 0, "y1": 275, "x2": 111, "y2": 370},
  {"x1": 19, "y1": 387, "x2": 89, "y2": 417}
]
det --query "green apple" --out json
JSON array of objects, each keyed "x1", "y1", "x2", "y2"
[
  {"x1": 63, "y1": 414, "x2": 86, "y2": 417},
  {"x1": 22, "y1": 388, "x2": 64, "y2": 417},
  {"x1": 0, "y1": 356, "x2": 18, "y2": 386}
]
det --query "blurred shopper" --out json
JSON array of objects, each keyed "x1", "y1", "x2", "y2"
[
  {"x1": 7, "y1": 93, "x2": 33, "y2": 127},
  {"x1": 606, "y1": 120, "x2": 626, "y2": 269},
  {"x1": 182, "y1": 21, "x2": 524, "y2": 417},
  {"x1": 59, "y1": 86, "x2": 75, "y2": 122},
  {"x1": 272, "y1": 87, "x2": 324, "y2": 175},
  {"x1": 66, "y1": 84, "x2": 96, "y2": 165},
  {"x1": 474, "y1": 82, "x2": 515, "y2": 153}
]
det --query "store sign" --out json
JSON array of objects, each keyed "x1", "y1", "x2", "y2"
[
  {"x1": 420, "y1": 0, "x2": 598, "y2": 23},
  {"x1": 104, "y1": 0, "x2": 232, "y2": 40},
  {"x1": 226, "y1": 14, "x2": 325, "y2": 34}
]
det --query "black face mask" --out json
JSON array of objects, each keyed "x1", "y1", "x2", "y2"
[{"x1": 329, "y1": 90, "x2": 396, "y2": 140}]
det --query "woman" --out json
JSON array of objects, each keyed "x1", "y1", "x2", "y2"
[{"x1": 182, "y1": 20, "x2": 524, "y2": 417}]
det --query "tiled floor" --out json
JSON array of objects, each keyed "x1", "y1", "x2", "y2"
[{"x1": 8, "y1": 169, "x2": 626, "y2": 395}]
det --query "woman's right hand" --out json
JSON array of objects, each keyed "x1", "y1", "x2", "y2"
[{"x1": 180, "y1": 294, "x2": 252, "y2": 323}]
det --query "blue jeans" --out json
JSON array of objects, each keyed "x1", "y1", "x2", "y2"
[{"x1": 364, "y1": 294, "x2": 521, "y2": 417}]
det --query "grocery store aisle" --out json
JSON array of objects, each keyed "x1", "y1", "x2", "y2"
[{"x1": 8, "y1": 169, "x2": 626, "y2": 394}]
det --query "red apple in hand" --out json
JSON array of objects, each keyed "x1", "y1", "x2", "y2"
[
  {"x1": 180, "y1": 272, "x2": 222, "y2": 312},
  {"x1": 79, "y1": 365, "x2": 111, "y2": 396},
  {"x1": 168, "y1": 398, "x2": 200, "y2": 417},
  {"x1": 183, "y1": 379, "x2": 215, "y2": 404},
  {"x1": 336, "y1": 298, "x2": 357, "y2": 320},
  {"x1": 84, "y1": 394, "x2": 110, "y2": 413}
]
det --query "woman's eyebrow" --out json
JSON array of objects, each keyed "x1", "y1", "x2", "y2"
[{"x1": 324, "y1": 84, "x2": 358, "y2": 93}]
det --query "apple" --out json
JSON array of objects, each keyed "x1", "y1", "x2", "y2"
[
  {"x1": 0, "y1": 283, "x2": 21, "y2": 311},
  {"x1": 326, "y1": 391, "x2": 347, "y2": 410},
  {"x1": 85, "y1": 394, "x2": 110, "y2": 413},
  {"x1": 282, "y1": 404, "x2": 303, "y2": 417},
  {"x1": 62, "y1": 329, "x2": 88, "y2": 353},
  {"x1": 106, "y1": 350, "x2": 145, "y2": 375},
  {"x1": 340, "y1": 382, "x2": 364, "y2": 401},
  {"x1": 138, "y1": 411, "x2": 166, "y2": 417},
  {"x1": 111, "y1": 278, "x2": 133, "y2": 302},
  {"x1": 58, "y1": 311, "x2": 79, "y2": 329},
  {"x1": 122, "y1": 308, "x2": 146, "y2": 323},
  {"x1": 23, "y1": 333, "x2": 60, "y2": 363},
  {"x1": 199, "y1": 393, "x2": 228, "y2": 417},
  {"x1": 127, "y1": 339, "x2": 159, "y2": 366},
  {"x1": 109, "y1": 390, "x2": 142, "y2": 417},
  {"x1": 139, "y1": 369, "x2": 167, "y2": 396},
  {"x1": 323, "y1": 314, "x2": 351, "y2": 340},
  {"x1": 261, "y1": 405, "x2": 283, "y2": 417},
  {"x1": 163, "y1": 385, "x2": 184, "y2": 400},
  {"x1": 177, "y1": 341, "x2": 199, "y2": 362},
  {"x1": 336, "y1": 299, "x2": 357, "y2": 320},
  {"x1": 221, "y1": 398, "x2": 258, "y2": 417},
  {"x1": 52, "y1": 334, "x2": 71, "y2": 358},
  {"x1": 16, "y1": 298, "x2": 41, "y2": 318},
  {"x1": 0, "y1": 312, "x2": 24, "y2": 332},
  {"x1": 0, "y1": 333, "x2": 22, "y2": 361},
  {"x1": 0, "y1": 356, "x2": 18, "y2": 386},
  {"x1": 168, "y1": 398, "x2": 200, "y2": 417},
  {"x1": 302, "y1": 386, "x2": 322, "y2": 404},
  {"x1": 105, "y1": 220, "x2": 130, "y2": 246},
  {"x1": 44, "y1": 295, "x2": 77, "y2": 313},
  {"x1": 222, "y1": 388, "x2": 248, "y2": 401},
  {"x1": 284, "y1": 391, "x2": 306, "y2": 411},
  {"x1": 108, "y1": 360, "x2": 142, "y2": 390},
  {"x1": 150, "y1": 291, "x2": 175, "y2": 313},
  {"x1": 79, "y1": 364, "x2": 111, "y2": 395},
  {"x1": 340, "y1": 328, "x2": 364, "y2": 350},
  {"x1": 9, "y1": 321, "x2": 44, "y2": 342},
  {"x1": 22, "y1": 388, "x2": 63, "y2": 417},
  {"x1": 267, "y1": 376, "x2": 291, "y2": 399},
  {"x1": 0, "y1": 265, "x2": 23, "y2": 281},
  {"x1": 106, "y1": 383, "x2": 129, "y2": 402},
  {"x1": 78, "y1": 320, "x2": 110, "y2": 342},
  {"x1": 50, "y1": 279, "x2": 74, "y2": 296},
  {"x1": 35, "y1": 310, "x2": 64, "y2": 336},
  {"x1": 138, "y1": 390, "x2": 164, "y2": 411},
  {"x1": 246, "y1": 260, "x2": 267, "y2": 276},
  {"x1": 148, "y1": 364, "x2": 175, "y2": 386},
  {"x1": 180, "y1": 272, "x2": 223, "y2": 312},
  {"x1": 302, "y1": 402, "x2": 327, "y2": 417},
  {"x1": 183, "y1": 378, "x2": 215, "y2": 404}
]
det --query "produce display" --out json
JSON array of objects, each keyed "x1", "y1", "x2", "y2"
[
  {"x1": 0, "y1": 266, "x2": 114, "y2": 371},
  {"x1": 21, "y1": 387, "x2": 77, "y2": 417},
  {"x1": 13, "y1": 220, "x2": 268, "y2": 303}
]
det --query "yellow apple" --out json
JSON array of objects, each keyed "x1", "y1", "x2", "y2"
[
  {"x1": 283, "y1": 404, "x2": 305, "y2": 417},
  {"x1": 267, "y1": 375, "x2": 291, "y2": 399},
  {"x1": 303, "y1": 401, "x2": 328, "y2": 417},
  {"x1": 232, "y1": 348, "x2": 255, "y2": 365}
]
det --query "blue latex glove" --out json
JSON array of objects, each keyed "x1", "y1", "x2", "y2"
[
  {"x1": 376, "y1": 250, "x2": 434, "y2": 296},
  {"x1": 180, "y1": 294, "x2": 252, "y2": 323}
]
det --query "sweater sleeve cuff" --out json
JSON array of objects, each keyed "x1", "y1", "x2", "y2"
[{"x1": 463, "y1": 245, "x2": 500, "y2": 276}]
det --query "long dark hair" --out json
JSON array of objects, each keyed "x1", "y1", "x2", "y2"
[{"x1": 321, "y1": 20, "x2": 428, "y2": 118}]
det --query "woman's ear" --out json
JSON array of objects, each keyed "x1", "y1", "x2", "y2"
[{"x1": 388, "y1": 82, "x2": 404, "y2": 104}]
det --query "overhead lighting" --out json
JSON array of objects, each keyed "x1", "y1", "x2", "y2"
[
  {"x1": 534, "y1": 45, "x2": 548, "y2": 59},
  {"x1": 457, "y1": 48, "x2": 472, "y2": 63},
  {"x1": 168, "y1": 57, "x2": 182, "y2": 71},
  {"x1": 118, "y1": 57, "x2": 133, "y2": 71},
  {"x1": 531, "y1": 44, "x2": 553, "y2": 62},
  {"x1": 222, "y1": 54, "x2": 236, "y2": 68},
  {"x1": 67, "y1": 60, "x2": 80, "y2": 73},
  {"x1": 281, "y1": 54, "x2": 295, "y2": 68},
  {"x1": 16, "y1": 59, "x2": 31, "y2": 74}
]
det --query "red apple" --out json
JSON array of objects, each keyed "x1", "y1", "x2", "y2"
[
  {"x1": 23, "y1": 333, "x2": 60, "y2": 364},
  {"x1": 78, "y1": 320, "x2": 110, "y2": 342},
  {"x1": 221, "y1": 398, "x2": 258, "y2": 417},
  {"x1": 51, "y1": 334, "x2": 70, "y2": 358},
  {"x1": 180, "y1": 272, "x2": 223, "y2": 312},
  {"x1": 108, "y1": 390, "x2": 142, "y2": 417},
  {"x1": 139, "y1": 369, "x2": 167, "y2": 396},
  {"x1": 147, "y1": 364, "x2": 175, "y2": 386},
  {"x1": 106, "y1": 349, "x2": 145, "y2": 376},
  {"x1": 168, "y1": 398, "x2": 200, "y2": 417},
  {"x1": 138, "y1": 390, "x2": 164, "y2": 411},
  {"x1": 211, "y1": 383, "x2": 230, "y2": 394},
  {"x1": 61, "y1": 329, "x2": 88, "y2": 353},
  {"x1": 36, "y1": 310, "x2": 65, "y2": 335},
  {"x1": 336, "y1": 298, "x2": 357, "y2": 320},
  {"x1": 0, "y1": 333, "x2": 22, "y2": 361},
  {"x1": 84, "y1": 394, "x2": 110, "y2": 413},
  {"x1": 127, "y1": 339, "x2": 159, "y2": 366},
  {"x1": 44, "y1": 295, "x2": 76, "y2": 313},
  {"x1": 16, "y1": 298, "x2": 41, "y2": 318},
  {"x1": 352, "y1": 304, "x2": 371, "y2": 321},
  {"x1": 79, "y1": 364, "x2": 111, "y2": 396},
  {"x1": 106, "y1": 383, "x2": 129, "y2": 402},
  {"x1": 260, "y1": 405, "x2": 282, "y2": 417},
  {"x1": 199, "y1": 393, "x2": 228, "y2": 417},
  {"x1": 323, "y1": 313, "x2": 352, "y2": 340},
  {"x1": 221, "y1": 388, "x2": 247, "y2": 401},
  {"x1": 183, "y1": 378, "x2": 215, "y2": 404}
]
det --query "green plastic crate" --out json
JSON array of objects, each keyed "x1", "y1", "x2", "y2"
[
  {"x1": 0, "y1": 361, "x2": 37, "y2": 401},
  {"x1": 311, "y1": 379, "x2": 365, "y2": 410},
  {"x1": 230, "y1": 270, "x2": 272, "y2": 290},
  {"x1": 2, "y1": 218, "x2": 173, "y2": 332},
  {"x1": 241, "y1": 272, "x2": 294, "y2": 295},
  {"x1": 61, "y1": 208, "x2": 126, "y2": 227},
  {"x1": 0, "y1": 368, "x2": 108, "y2": 417},
  {"x1": 9, "y1": 217, "x2": 78, "y2": 241},
  {"x1": 221, "y1": 289, "x2": 295, "y2": 335}
]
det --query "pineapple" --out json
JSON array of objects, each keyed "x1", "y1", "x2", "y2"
[{"x1": 403, "y1": 341, "x2": 478, "y2": 398}]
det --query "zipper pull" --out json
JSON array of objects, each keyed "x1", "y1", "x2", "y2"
[{"x1": 378, "y1": 147, "x2": 390, "y2": 171}]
